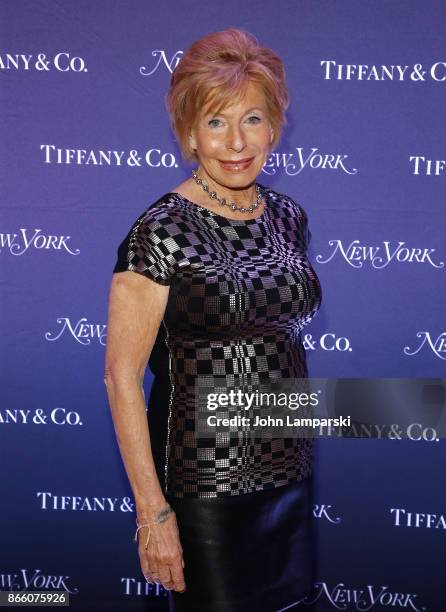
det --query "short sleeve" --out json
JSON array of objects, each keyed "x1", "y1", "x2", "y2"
[
  {"x1": 113, "y1": 207, "x2": 182, "y2": 285},
  {"x1": 284, "y1": 195, "x2": 312, "y2": 251},
  {"x1": 300, "y1": 205, "x2": 312, "y2": 250}
]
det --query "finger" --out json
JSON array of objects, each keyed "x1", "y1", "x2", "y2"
[
  {"x1": 157, "y1": 565, "x2": 172, "y2": 586},
  {"x1": 141, "y1": 564, "x2": 153, "y2": 582},
  {"x1": 146, "y1": 556, "x2": 161, "y2": 581},
  {"x1": 177, "y1": 546, "x2": 185, "y2": 567},
  {"x1": 160, "y1": 566, "x2": 178, "y2": 592},
  {"x1": 161, "y1": 579, "x2": 175, "y2": 591},
  {"x1": 168, "y1": 561, "x2": 186, "y2": 592}
]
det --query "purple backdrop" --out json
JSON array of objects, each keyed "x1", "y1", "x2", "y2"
[{"x1": 1, "y1": 1, "x2": 445, "y2": 610}]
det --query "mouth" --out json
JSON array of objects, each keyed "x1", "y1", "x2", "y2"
[{"x1": 218, "y1": 157, "x2": 255, "y2": 171}]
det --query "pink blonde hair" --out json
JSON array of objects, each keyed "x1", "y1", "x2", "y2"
[{"x1": 165, "y1": 28, "x2": 290, "y2": 162}]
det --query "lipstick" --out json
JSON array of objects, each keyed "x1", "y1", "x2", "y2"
[{"x1": 218, "y1": 157, "x2": 254, "y2": 172}]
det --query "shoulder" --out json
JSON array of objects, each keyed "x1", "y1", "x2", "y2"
[
  {"x1": 132, "y1": 192, "x2": 185, "y2": 230},
  {"x1": 113, "y1": 193, "x2": 187, "y2": 282},
  {"x1": 261, "y1": 185, "x2": 309, "y2": 225},
  {"x1": 116, "y1": 192, "x2": 188, "y2": 263}
]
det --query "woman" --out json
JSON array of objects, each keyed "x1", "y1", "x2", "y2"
[{"x1": 105, "y1": 28, "x2": 322, "y2": 612}]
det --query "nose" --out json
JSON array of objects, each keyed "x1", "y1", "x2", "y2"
[{"x1": 226, "y1": 123, "x2": 246, "y2": 152}]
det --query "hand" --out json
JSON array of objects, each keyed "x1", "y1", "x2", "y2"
[{"x1": 138, "y1": 509, "x2": 186, "y2": 593}]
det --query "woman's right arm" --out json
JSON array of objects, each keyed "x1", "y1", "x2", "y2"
[{"x1": 103, "y1": 270, "x2": 185, "y2": 593}]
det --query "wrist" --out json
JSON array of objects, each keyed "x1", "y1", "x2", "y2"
[{"x1": 136, "y1": 498, "x2": 169, "y2": 523}]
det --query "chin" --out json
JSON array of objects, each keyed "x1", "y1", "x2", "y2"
[{"x1": 224, "y1": 175, "x2": 258, "y2": 188}]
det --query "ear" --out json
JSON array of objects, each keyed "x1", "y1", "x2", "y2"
[
  {"x1": 269, "y1": 124, "x2": 274, "y2": 143},
  {"x1": 189, "y1": 128, "x2": 197, "y2": 151}
]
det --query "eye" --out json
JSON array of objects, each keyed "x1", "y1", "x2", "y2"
[
  {"x1": 208, "y1": 118, "x2": 222, "y2": 128},
  {"x1": 246, "y1": 115, "x2": 261, "y2": 124}
]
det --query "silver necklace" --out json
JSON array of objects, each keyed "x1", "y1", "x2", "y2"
[{"x1": 191, "y1": 169, "x2": 263, "y2": 214}]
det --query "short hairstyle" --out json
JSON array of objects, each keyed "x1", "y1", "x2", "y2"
[{"x1": 165, "y1": 28, "x2": 290, "y2": 163}]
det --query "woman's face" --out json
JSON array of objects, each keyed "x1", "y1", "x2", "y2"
[{"x1": 189, "y1": 80, "x2": 274, "y2": 191}]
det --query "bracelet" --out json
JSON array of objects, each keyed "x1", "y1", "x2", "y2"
[{"x1": 133, "y1": 503, "x2": 174, "y2": 550}]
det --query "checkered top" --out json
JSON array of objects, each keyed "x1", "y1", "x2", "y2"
[{"x1": 113, "y1": 184, "x2": 322, "y2": 498}]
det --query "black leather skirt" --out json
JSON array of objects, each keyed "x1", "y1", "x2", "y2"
[{"x1": 166, "y1": 476, "x2": 315, "y2": 612}]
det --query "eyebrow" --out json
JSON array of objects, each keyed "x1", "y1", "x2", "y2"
[{"x1": 205, "y1": 107, "x2": 264, "y2": 118}]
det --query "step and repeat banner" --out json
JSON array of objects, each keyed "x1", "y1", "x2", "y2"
[{"x1": 1, "y1": 1, "x2": 445, "y2": 610}]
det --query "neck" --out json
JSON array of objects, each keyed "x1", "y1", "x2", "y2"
[{"x1": 194, "y1": 166, "x2": 257, "y2": 205}]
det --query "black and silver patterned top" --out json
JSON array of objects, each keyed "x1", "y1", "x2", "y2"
[{"x1": 113, "y1": 184, "x2": 322, "y2": 498}]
